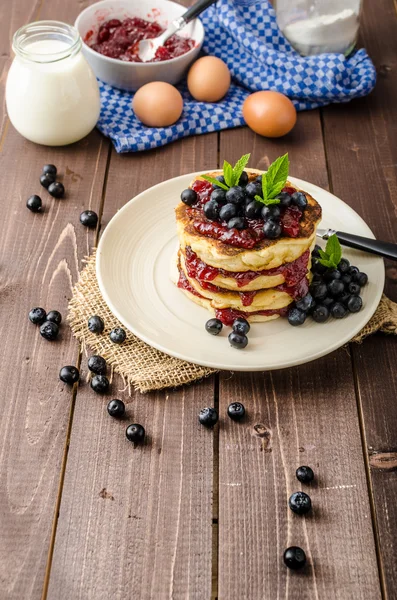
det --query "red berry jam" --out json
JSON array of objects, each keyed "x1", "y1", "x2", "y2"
[
  {"x1": 215, "y1": 307, "x2": 289, "y2": 326},
  {"x1": 86, "y1": 17, "x2": 195, "y2": 62},
  {"x1": 281, "y1": 206, "x2": 302, "y2": 238}
]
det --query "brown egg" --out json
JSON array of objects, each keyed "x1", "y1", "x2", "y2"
[
  {"x1": 132, "y1": 82, "x2": 183, "y2": 127},
  {"x1": 242, "y1": 91, "x2": 297, "y2": 137},
  {"x1": 187, "y1": 56, "x2": 231, "y2": 103}
]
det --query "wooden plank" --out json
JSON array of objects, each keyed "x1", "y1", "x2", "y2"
[
  {"x1": 321, "y1": 0, "x2": 397, "y2": 595},
  {"x1": 47, "y1": 134, "x2": 219, "y2": 600},
  {"x1": 217, "y1": 117, "x2": 382, "y2": 598}
]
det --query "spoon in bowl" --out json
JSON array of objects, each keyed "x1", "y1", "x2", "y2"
[{"x1": 138, "y1": 0, "x2": 217, "y2": 62}]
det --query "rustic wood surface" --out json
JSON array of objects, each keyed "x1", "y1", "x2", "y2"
[{"x1": 0, "y1": 0, "x2": 396, "y2": 598}]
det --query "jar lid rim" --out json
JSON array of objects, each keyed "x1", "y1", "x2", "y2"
[{"x1": 12, "y1": 20, "x2": 81, "y2": 63}]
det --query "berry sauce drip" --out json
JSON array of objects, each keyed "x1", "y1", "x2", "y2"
[
  {"x1": 86, "y1": 17, "x2": 195, "y2": 62},
  {"x1": 188, "y1": 181, "x2": 303, "y2": 248},
  {"x1": 215, "y1": 306, "x2": 289, "y2": 326},
  {"x1": 184, "y1": 246, "x2": 310, "y2": 288}
]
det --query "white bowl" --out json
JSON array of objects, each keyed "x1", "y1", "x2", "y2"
[{"x1": 75, "y1": 0, "x2": 204, "y2": 91}]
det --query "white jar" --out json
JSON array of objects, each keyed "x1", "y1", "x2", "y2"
[{"x1": 6, "y1": 21, "x2": 101, "y2": 146}]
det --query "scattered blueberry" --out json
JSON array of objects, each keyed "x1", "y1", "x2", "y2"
[
  {"x1": 276, "y1": 192, "x2": 292, "y2": 208},
  {"x1": 338, "y1": 258, "x2": 350, "y2": 273},
  {"x1": 42, "y1": 164, "x2": 57, "y2": 177},
  {"x1": 126, "y1": 423, "x2": 145, "y2": 443},
  {"x1": 225, "y1": 186, "x2": 245, "y2": 205},
  {"x1": 348, "y1": 282, "x2": 361, "y2": 296},
  {"x1": 295, "y1": 294, "x2": 314, "y2": 313},
  {"x1": 245, "y1": 181, "x2": 262, "y2": 198},
  {"x1": 39, "y1": 320, "x2": 59, "y2": 340},
  {"x1": 88, "y1": 315, "x2": 104, "y2": 334},
  {"x1": 245, "y1": 200, "x2": 263, "y2": 219},
  {"x1": 288, "y1": 307, "x2": 307, "y2": 326},
  {"x1": 204, "y1": 199, "x2": 220, "y2": 221},
  {"x1": 238, "y1": 171, "x2": 249, "y2": 186},
  {"x1": 311, "y1": 260, "x2": 328, "y2": 275},
  {"x1": 205, "y1": 318, "x2": 223, "y2": 335},
  {"x1": 40, "y1": 173, "x2": 56, "y2": 189},
  {"x1": 109, "y1": 328, "x2": 126, "y2": 344},
  {"x1": 291, "y1": 191, "x2": 308, "y2": 210},
  {"x1": 219, "y1": 203, "x2": 237, "y2": 221},
  {"x1": 232, "y1": 317, "x2": 250, "y2": 335},
  {"x1": 339, "y1": 293, "x2": 351, "y2": 307},
  {"x1": 228, "y1": 331, "x2": 248, "y2": 349},
  {"x1": 283, "y1": 547, "x2": 306, "y2": 570},
  {"x1": 312, "y1": 305, "x2": 329, "y2": 323},
  {"x1": 310, "y1": 282, "x2": 327, "y2": 301},
  {"x1": 227, "y1": 402, "x2": 245, "y2": 421},
  {"x1": 341, "y1": 274, "x2": 352, "y2": 286},
  {"x1": 296, "y1": 465, "x2": 314, "y2": 484},
  {"x1": 29, "y1": 307, "x2": 46, "y2": 325},
  {"x1": 59, "y1": 365, "x2": 79, "y2": 385},
  {"x1": 331, "y1": 302, "x2": 347, "y2": 319},
  {"x1": 107, "y1": 399, "x2": 125, "y2": 418},
  {"x1": 199, "y1": 407, "x2": 218, "y2": 427},
  {"x1": 88, "y1": 355, "x2": 107, "y2": 374},
  {"x1": 80, "y1": 210, "x2": 98, "y2": 228},
  {"x1": 323, "y1": 269, "x2": 341, "y2": 282},
  {"x1": 289, "y1": 491, "x2": 312, "y2": 515},
  {"x1": 347, "y1": 295, "x2": 363, "y2": 313},
  {"x1": 356, "y1": 272, "x2": 368, "y2": 287},
  {"x1": 327, "y1": 279, "x2": 344, "y2": 297},
  {"x1": 90, "y1": 374, "x2": 110, "y2": 394},
  {"x1": 48, "y1": 181, "x2": 65, "y2": 198},
  {"x1": 46, "y1": 310, "x2": 62, "y2": 325},
  {"x1": 348, "y1": 266, "x2": 359, "y2": 278},
  {"x1": 263, "y1": 219, "x2": 282, "y2": 239},
  {"x1": 181, "y1": 188, "x2": 197, "y2": 206},
  {"x1": 211, "y1": 188, "x2": 226, "y2": 204},
  {"x1": 27, "y1": 195, "x2": 42, "y2": 212},
  {"x1": 322, "y1": 296, "x2": 334, "y2": 309},
  {"x1": 227, "y1": 216, "x2": 246, "y2": 230}
]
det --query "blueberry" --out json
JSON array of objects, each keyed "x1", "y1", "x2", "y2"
[
  {"x1": 311, "y1": 273, "x2": 323, "y2": 283},
  {"x1": 211, "y1": 188, "x2": 226, "y2": 204},
  {"x1": 59, "y1": 365, "x2": 79, "y2": 385},
  {"x1": 327, "y1": 279, "x2": 344, "y2": 297},
  {"x1": 356, "y1": 272, "x2": 368, "y2": 287},
  {"x1": 225, "y1": 186, "x2": 245, "y2": 205},
  {"x1": 276, "y1": 192, "x2": 291, "y2": 208},
  {"x1": 204, "y1": 199, "x2": 220, "y2": 221},
  {"x1": 199, "y1": 407, "x2": 218, "y2": 427},
  {"x1": 126, "y1": 423, "x2": 145, "y2": 443},
  {"x1": 322, "y1": 296, "x2": 334, "y2": 309},
  {"x1": 296, "y1": 465, "x2": 314, "y2": 483},
  {"x1": 228, "y1": 331, "x2": 248, "y2": 349},
  {"x1": 181, "y1": 188, "x2": 197, "y2": 206},
  {"x1": 341, "y1": 274, "x2": 352, "y2": 285},
  {"x1": 312, "y1": 305, "x2": 329, "y2": 323},
  {"x1": 310, "y1": 282, "x2": 327, "y2": 301},
  {"x1": 227, "y1": 217, "x2": 246, "y2": 230},
  {"x1": 311, "y1": 260, "x2": 328, "y2": 275},
  {"x1": 347, "y1": 295, "x2": 363, "y2": 313},
  {"x1": 295, "y1": 293, "x2": 314, "y2": 313},
  {"x1": 338, "y1": 258, "x2": 350, "y2": 273},
  {"x1": 263, "y1": 219, "x2": 282, "y2": 239},
  {"x1": 291, "y1": 191, "x2": 308, "y2": 210},
  {"x1": 289, "y1": 491, "x2": 312, "y2": 515},
  {"x1": 212, "y1": 175, "x2": 226, "y2": 188},
  {"x1": 46, "y1": 310, "x2": 62, "y2": 325},
  {"x1": 312, "y1": 245, "x2": 322, "y2": 258},
  {"x1": 80, "y1": 210, "x2": 98, "y2": 228},
  {"x1": 219, "y1": 203, "x2": 237, "y2": 221},
  {"x1": 288, "y1": 307, "x2": 306, "y2": 326},
  {"x1": 245, "y1": 181, "x2": 262, "y2": 198},
  {"x1": 261, "y1": 205, "x2": 271, "y2": 220},
  {"x1": 88, "y1": 355, "x2": 107, "y2": 374},
  {"x1": 90, "y1": 374, "x2": 110, "y2": 394},
  {"x1": 339, "y1": 293, "x2": 351, "y2": 307},
  {"x1": 348, "y1": 282, "x2": 361, "y2": 295},
  {"x1": 268, "y1": 205, "x2": 281, "y2": 219},
  {"x1": 323, "y1": 269, "x2": 341, "y2": 282},
  {"x1": 109, "y1": 328, "x2": 126, "y2": 344},
  {"x1": 227, "y1": 402, "x2": 245, "y2": 421},
  {"x1": 232, "y1": 317, "x2": 250, "y2": 335},
  {"x1": 48, "y1": 182, "x2": 65, "y2": 198},
  {"x1": 29, "y1": 307, "x2": 46, "y2": 325},
  {"x1": 348, "y1": 266, "x2": 359, "y2": 277},
  {"x1": 27, "y1": 195, "x2": 42, "y2": 212},
  {"x1": 331, "y1": 302, "x2": 347, "y2": 319},
  {"x1": 42, "y1": 164, "x2": 57, "y2": 177},
  {"x1": 283, "y1": 547, "x2": 306, "y2": 570},
  {"x1": 205, "y1": 318, "x2": 223, "y2": 335},
  {"x1": 238, "y1": 171, "x2": 249, "y2": 186},
  {"x1": 40, "y1": 173, "x2": 56, "y2": 189},
  {"x1": 245, "y1": 200, "x2": 263, "y2": 219},
  {"x1": 39, "y1": 320, "x2": 59, "y2": 340},
  {"x1": 255, "y1": 175, "x2": 262, "y2": 183},
  {"x1": 107, "y1": 399, "x2": 125, "y2": 418},
  {"x1": 88, "y1": 315, "x2": 104, "y2": 334}
]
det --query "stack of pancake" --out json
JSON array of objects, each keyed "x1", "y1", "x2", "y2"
[{"x1": 173, "y1": 169, "x2": 322, "y2": 325}]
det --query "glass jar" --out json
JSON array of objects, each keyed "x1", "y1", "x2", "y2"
[
  {"x1": 275, "y1": 0, "x2": 362, "y2": 56},
  {"x1": 6, "y1": 21, "x2": 100, "y2": 146}
]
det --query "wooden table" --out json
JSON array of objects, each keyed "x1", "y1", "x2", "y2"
[{"x1": 1, "y1": 1, "x2": 396, "y2": 598}]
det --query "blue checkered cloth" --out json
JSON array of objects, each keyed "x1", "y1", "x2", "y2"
[{"x1": 97, "y1": 0, "x2": 376, "y2": 153}]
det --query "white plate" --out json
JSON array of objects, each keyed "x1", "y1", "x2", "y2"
[{"x1": 96, "y1": 173, "x2": 385, "y2": 371}]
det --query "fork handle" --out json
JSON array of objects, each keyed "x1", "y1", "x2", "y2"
[
  {"x1": 333, "y1": 231, "x2": 397, "y2": 261},
  {"x1": 182, "y1": 0, "x2": 218, "y2": 23}
]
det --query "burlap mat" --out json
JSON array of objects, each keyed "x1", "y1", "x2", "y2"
[{"x1": 68, "y1": 252, "x2": 397, "y2": 393}]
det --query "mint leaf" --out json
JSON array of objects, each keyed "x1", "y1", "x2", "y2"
[
  {"x1": 223, "y1": 160, "x2": 234, "y2": 188},
  {"x1": 325, "y1": 234, "x2": 342, "y2": 266},
  {"x1": 232, "y1": 153, "x2": 250, "y2": 187},
  {"x1": 266, "y1": 153, "x2": 290, "y2": 199},
  {"x1": 255, "y1": 194, "x2": 280, "y2": 206},
  {"x1": 200, "y1": 175, "x2": 229, "y2": 191}
]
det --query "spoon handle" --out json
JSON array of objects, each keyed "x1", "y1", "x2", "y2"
[{"x1": 181, "y1": 0, "x2": 218, "y2": 25}]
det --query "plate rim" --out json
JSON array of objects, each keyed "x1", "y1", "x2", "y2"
[{"x1": 96, "y1": 171, "x2": 385, "y2": 371}]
